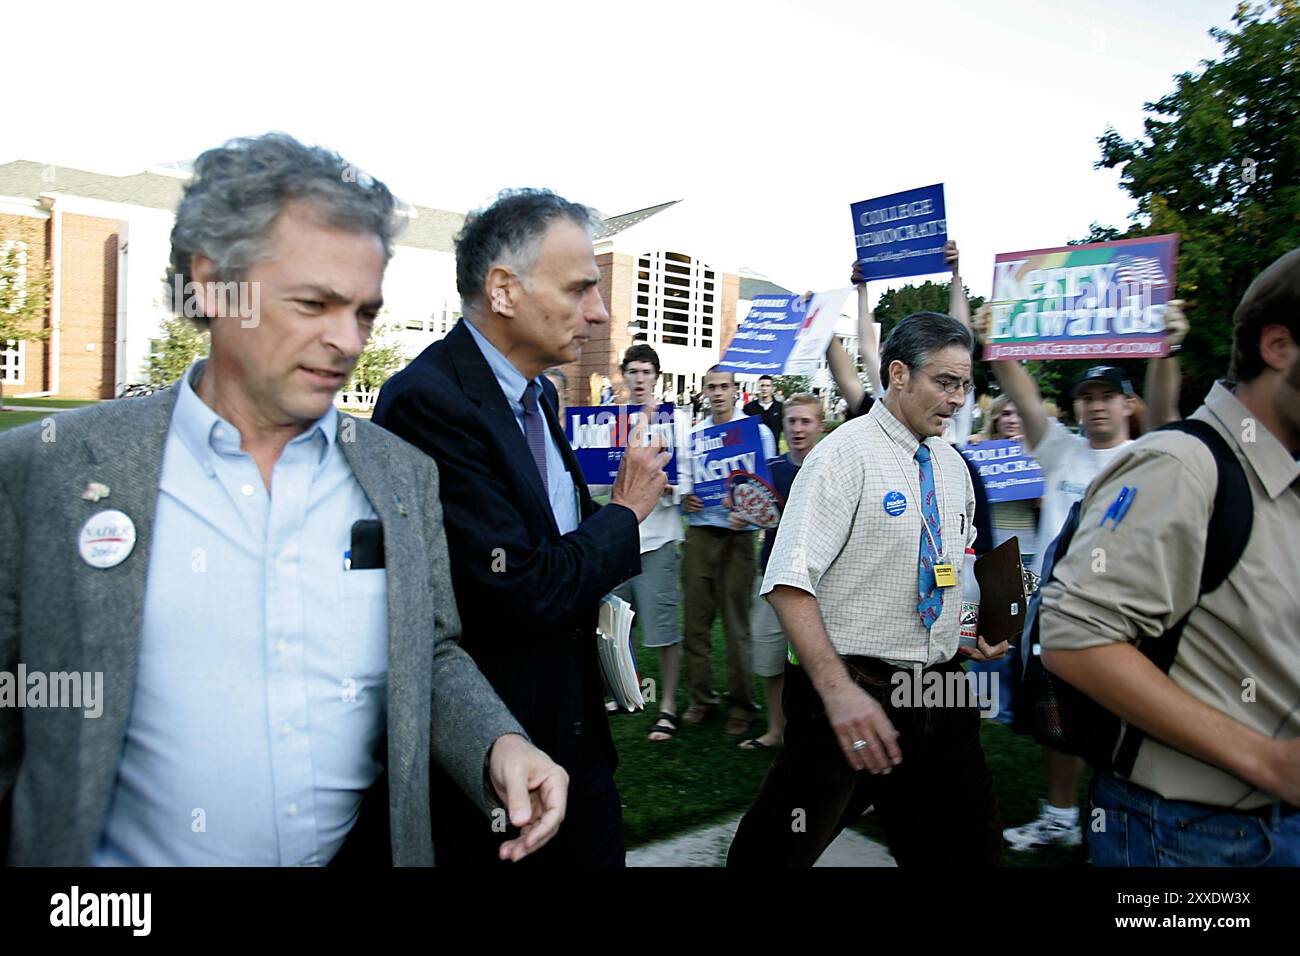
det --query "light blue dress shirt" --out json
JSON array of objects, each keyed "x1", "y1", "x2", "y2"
[
  {"x1": 92, "y1": 363, "x2": 389, "y2": 866},
  {"x1": 464, "y1": 320, "x2": 579, "y2": 534}
]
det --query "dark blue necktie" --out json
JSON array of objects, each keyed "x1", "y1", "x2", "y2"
[{"x1": 522, "y1": 384, "x2": 549, "y2": 491}]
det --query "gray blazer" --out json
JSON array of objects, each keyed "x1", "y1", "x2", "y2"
[{"x1": 0, "y1": 381, "x2": 525, "y2": 865}]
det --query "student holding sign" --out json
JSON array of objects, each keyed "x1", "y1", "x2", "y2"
[
  {"x1": 681, "y1": 367, "x2": 778, "y2": 737},
  {"x1": 600, "y1": 344, "x2": 692, "y2": 743}
]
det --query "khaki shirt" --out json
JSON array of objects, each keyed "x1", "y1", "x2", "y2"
[
  {"x1": 762, "y1": 398, "x2": 977, "y2": 666},
  {"x1": 1041, "y1": 382, "x2": 1300, "y2": 808}
]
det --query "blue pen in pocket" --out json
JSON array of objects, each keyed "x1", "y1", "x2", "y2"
[
  {"x1": 1100, "y1": 486, "x2": 1130, "y2": 529},
  {"x1": 1113, "y1": 487, "x2": 1137, "y2": 527}
]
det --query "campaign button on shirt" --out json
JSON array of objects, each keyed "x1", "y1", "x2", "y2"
[
  {"x1": 883, "y1": 491, "x2": 908, "y2": 517},
  {"x1": 78, "y1": 509, "x2": 137, "y2": 568}
]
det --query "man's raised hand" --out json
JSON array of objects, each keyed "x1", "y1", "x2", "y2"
[
  {"x1": 611, "y1": 408, "x2": 671, "y2": 522},
  {"x1": 1164, "y1": 299, "x2": 1189, "y2": 350},
  {"x1": 972, "y1": 303, "x2": 993, "y2": 347}
]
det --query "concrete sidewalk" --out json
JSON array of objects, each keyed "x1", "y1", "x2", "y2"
[{"x1": 627, "y1": 813, "x2": 895, "y2": 867}]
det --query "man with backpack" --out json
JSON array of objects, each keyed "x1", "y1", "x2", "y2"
[
  {"x1": 1039, "y1": 248, "x2": 1300, "y2": 866},
  {"x1": 971, "y1": 301, "x2": 1187, "y2": 851}
]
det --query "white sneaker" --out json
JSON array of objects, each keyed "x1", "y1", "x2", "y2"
[{"x1": 1003, "y1": 800, "x2": 1082, "y2": 851}]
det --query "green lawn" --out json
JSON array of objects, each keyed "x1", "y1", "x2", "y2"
[
  {"x1": 0, "y1": 409, "x2": 57, "y2": 432},
  {"x1": 613, "y1": 608, "x2": 1088, "y2": 865},
  {"x1": 2, "y1": 397, "x2": 99, "y2": 408},
  {"x1": 0, "y1": 398, "x2": 97, "y2": 432}
]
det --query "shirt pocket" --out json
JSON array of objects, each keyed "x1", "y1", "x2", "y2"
[
  {"x1": 863, "y1": 472, "x2": 921, "y2": 560},
  {"x1": 338, "y1": 568, "x2": 390, "y2": 692}
]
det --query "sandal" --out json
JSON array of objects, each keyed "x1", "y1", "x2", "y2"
[
  {"x1": 738, "y1": 737, "x2": 774, "y2": 750},
  {"x1": 647, "y1": 712, "x2": 680, "y2": 742},
  {"x1": 682, "y1": 704, "x2": 714, "y2": 725},
  {"x1": 724, "y1": 715, "x2": 753, "y2": 736}
]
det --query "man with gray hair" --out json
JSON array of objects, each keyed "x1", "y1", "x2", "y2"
[
  {"x1": 0, "y1": 133, "x2": 568, "y2": 866},
  {"x1": 728, "y1": 311, "x2": 1009, "y2": 866},
  {"x1": 373, "y1": 188, "x2": 669, "y2": 866}
]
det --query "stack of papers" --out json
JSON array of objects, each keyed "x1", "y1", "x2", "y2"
[{"x1": 597, "y1": 594, "x2": 645, "y2": 713}]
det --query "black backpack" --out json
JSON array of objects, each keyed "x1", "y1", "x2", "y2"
[{"x1": 1013, "y1": 419, "x2": 1254, "y2": 774}]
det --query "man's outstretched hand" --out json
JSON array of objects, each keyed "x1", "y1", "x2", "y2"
[{"x1": 487, "y1": 733, "x2": 569, "y2": 863}]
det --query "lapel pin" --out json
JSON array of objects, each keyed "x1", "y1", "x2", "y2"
[
  {"x1": 393, "y1": 494, "x2": 407, "y2": 517},
  {"x1": 78, "y1": 509, "x2": 137, "y2": 569},
  {"x1": 81, "y1": 481, "x2": 111, "y2": 503}
]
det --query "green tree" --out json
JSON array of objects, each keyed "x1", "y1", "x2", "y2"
[
  {"x1": 349, "y1": 322, "x2": 405, "y2": 394},
  {"x1": 0, "y1": 230, "x2": 51, "y2": 407},
  {"x1": 1068, "y1": 223, "x2": 1124, "y2": 246},
  {"x1": 1094, "y1": 0, "x2": 1300, "y2": 411},
  {"x1": 146, "y1": 317, "x2": 210, "y2": 388},
  {"x1": 771, "y1": 373, "x2": 811, "y2": 398}
]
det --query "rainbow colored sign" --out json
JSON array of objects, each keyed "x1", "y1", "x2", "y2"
[{"x1": 986, "y1": 234, "x2": 1178, "y2": 361}]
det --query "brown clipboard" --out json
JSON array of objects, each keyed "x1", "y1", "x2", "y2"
[{"x1": 974, "y1": 536, "x2": 1029, "y2": 646}]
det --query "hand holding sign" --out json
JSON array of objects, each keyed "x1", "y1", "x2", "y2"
[
  {"x1": 726, "y1": 472, "x2": 783, "y2": 529},
  {"x1": 972, "y1": 303, "x2": 993, "y2": 348},
  {"x1": 1164, "y1": 299, "x2": 1188, "y2": 349},
  {"x1": 611, "y1": 411, "x2": 670, "y2": 522}
]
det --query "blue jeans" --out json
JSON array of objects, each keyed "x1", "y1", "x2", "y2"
[{"x1": 1089, "y1": 772, "x2": 1300, "y2": 866}]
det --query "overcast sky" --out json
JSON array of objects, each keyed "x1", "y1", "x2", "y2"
[{"x1": 5, "y1": 0, "x2": 1238, "y2": 300}]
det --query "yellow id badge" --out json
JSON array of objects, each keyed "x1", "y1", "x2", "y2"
[{"x1": 933, "y1": 563, "x2": 957, "y2": 588}]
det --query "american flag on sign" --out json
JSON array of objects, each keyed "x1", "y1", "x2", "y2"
[{"x1": 1114, "y1": 254, "x2": 1167, "y2": 286}]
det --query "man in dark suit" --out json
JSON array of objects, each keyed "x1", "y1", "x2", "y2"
[
  {"x1": 743, "y1": 374, "x2": 784, "y2": 445},
  {"x1": 373, "y1": 188, "x2": 669, "y2": 866}
]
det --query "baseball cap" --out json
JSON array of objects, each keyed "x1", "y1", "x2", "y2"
[{"x1": 1072, "y1": 365, "x2": 1134, "y2": 398}]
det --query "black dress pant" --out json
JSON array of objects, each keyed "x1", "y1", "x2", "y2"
[{"x1": 727, "y1": 655, "x2": 1002, "y2": 867}]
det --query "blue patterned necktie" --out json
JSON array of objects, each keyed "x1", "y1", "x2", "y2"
[
  {"x1": 915, "y1": 443, "x2": 944, "y2": 629},
  {"x1": 522, "y1": 384, "x2": 549, "y2": 491}
]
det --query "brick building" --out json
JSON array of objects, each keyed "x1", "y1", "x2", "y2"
[
  {"x1": 553, "y1": 199, "x2": 752, "y2": 409},
  {"x1": 0, "y1": 159, "x2": 466, "y2": 400},
  {"x1": 0, "y1": 162, "x2": 787, "y2": 405}
]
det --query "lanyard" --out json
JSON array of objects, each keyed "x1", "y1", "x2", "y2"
[{"x1": 877, "y1": 419, "x2": 947, "y2": 560}]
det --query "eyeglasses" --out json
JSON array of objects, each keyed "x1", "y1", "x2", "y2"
[{"x1": 922, "y1": 370, "x2": 974, "y2": 396}]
